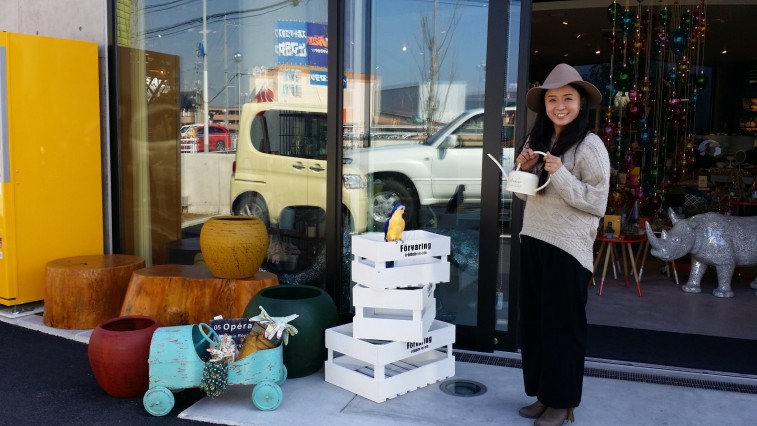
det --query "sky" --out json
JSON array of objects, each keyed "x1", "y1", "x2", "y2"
[{"x1": 137, "y1": 0, "x2": 510, "y2": 107}]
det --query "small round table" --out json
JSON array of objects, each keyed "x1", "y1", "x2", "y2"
[{"x1": 594, "y1": 235, "x2": 645, "y2": 297}]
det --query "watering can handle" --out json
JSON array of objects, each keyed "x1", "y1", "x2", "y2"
[
  {"x1": 528, "y1": 151, "x2": 551, "y2": 191},
  {"x1": 487, "y1": 151, "x2": 552, "y2": 191}
]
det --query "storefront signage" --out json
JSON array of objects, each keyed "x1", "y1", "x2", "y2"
[
  {"x1": 310, "y1": 70, "x2": 328, "y2": 86},
  {"x1": 275, "y1": 21, "x2": 328, "y2": 67}
]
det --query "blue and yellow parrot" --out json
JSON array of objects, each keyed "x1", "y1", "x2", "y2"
[{"x1": 384, "y1": 204, "x2": 406, "y2": 243}]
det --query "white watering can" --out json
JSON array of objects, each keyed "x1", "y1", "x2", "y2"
[{"x1": 487, "y1": 151, "x2": 551, "y2": 196}]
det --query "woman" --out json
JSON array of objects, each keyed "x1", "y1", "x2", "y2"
[{"x1": 515, "y1": 63, "x2": 610, "y2": 426}]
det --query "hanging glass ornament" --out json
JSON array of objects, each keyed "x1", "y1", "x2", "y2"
[
  {"x1": 607, "y1": 34, "x2": 623, "y2": 56},
  {"x1": 675, "y1": 112, "x2": 687, "y2": 130},
  {"x1": 627, "y1": 101, "x2": 643, "y2": 124},
  {"x1": 667, "y1": 169, "x2": 680, "y2": 185},
  {"x1": 601, "y1": 119, "x2": 615, "y2": 143},
  {"x1": 640, "y1": 77, "x2": 653, "y2": 99},
  {"x1": 670, "y1": 28, "x2": 686, "y2": 57},
  {"x1": 655, "y1": 30, "x2": 669, "y2": 54},
  {"x1": 621, "y1": 10, "x2": 636, "y2": 33},
  {"x1": 677, "y1": 56, "x2": 690, "y2": 76},
  {"x1": 607, "y1": 2, "x2": 623, "y2": 22},
  {"x1": 694, "y1": 72, "x2": 708, "y2": 89},
  {"x1": 692, "y1": 22, "x2": 706, "y2": 40},
  {"x1": 690, "y1": 90, "x2": 699, "y2": 106},
  {"x1": 680, "y1": 11, "x2": 692, "y2": 31},
  {"x1": 616, "y1": 65, "x2": 634, "y2": 91},
  {"x1": 658, "y1": 7, "x2": 671, "y2": 27},
  {"x1": 641, "y1": 175, "x2": 656, "y2": 197},
  {"x1": 628, "y1": 85, "x2": 640, "y2": 103},
  {"x1": 614, "y1": 132, "x2": 624, "y2": 146},
  {"x1": 639, "y1": 130, "x2": 650, "y2": 148},
  {"x1": 604, "y1": 81, "x2": 618, "y2": 102},
  {"x1": 628, "y1": 173, "x2": 640, "y2": 189},
  {"x1": 639, "y1": 9, "x2": 652, "y2": 32},
  {"x1": 636, "y1": 186, "x2": 646, "y2": 204},
  {"x1": 649, "y1": 194, "x2": 662, "y2": 211},
  {"x1": 610, "y1": 188, "x2": 626, "y2": 210},
  {"x1": 648, "y1": 166, "x2": 659, "y2": 181},
  {"x1": 632, "y1": 38, "x2": 644, "y2": 57},
  {"x1": 666, "y1": 67, "x2": 678, "y2": 85},
  {"x1": 624, "y1": 150, "x2": 635, "y2": 170}
]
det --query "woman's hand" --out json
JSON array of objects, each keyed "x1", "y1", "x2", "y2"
[
  {"x1": 544, "y1": 152, "x2": 562, "y2": 175},
  {"x1": 516, "y1": 148, "x2": 540, "y2": 171}
]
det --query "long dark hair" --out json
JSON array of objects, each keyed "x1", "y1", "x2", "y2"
[{"x1": 521, "y1": 83, "x2": 592, "y2": 190}]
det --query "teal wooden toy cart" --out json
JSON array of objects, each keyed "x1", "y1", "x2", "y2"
[{"x1": 142, "y1": 323, "x2": 286, "y2": 416}]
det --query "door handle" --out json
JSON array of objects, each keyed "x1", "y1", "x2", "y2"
[
  {"x1": 309, "y1": 164, "x2": 325, "y2": 172},
  {"x1": 292, "y1": 162, "x2": 306, "y2": 170}
]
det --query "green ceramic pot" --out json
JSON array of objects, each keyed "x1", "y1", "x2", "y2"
[{"x1": 244, "y1": 285, "x2": 338, "y2": 378}]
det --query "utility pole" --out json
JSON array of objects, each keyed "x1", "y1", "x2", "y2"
[
  {"x1": 223, "y1": 16, "x2": 229, "y2": 129},
  {"x1": 202, "y1": 0, "x2": 209, "y2": 152}
]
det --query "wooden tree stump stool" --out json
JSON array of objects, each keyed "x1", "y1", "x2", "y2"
[
  {"x1": 44, "y1": 254, "x2": 146, "y2": 329},
  {"x1": 120, "y1": 264, "x2": 278, "y2": 326}
]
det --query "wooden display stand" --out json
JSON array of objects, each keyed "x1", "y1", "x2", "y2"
[
  {"x1": 120, "y1": 264, "x2": 278, "y2": 326},
  {"x1": 352, "y1": 283, "x2": 436, "y2": 342},
  {"x1": 351, "y1": 231, "x2": 451, "y2": 289},
  {"x1": 325, "y1": 321, "x2": 455, "y2": 403},
  {"x1": 325, "y1": 231, "x2": 455, "y2": 403},
  {"x1": 44, "y1": 254, "x2": 146, "y2": 329}
]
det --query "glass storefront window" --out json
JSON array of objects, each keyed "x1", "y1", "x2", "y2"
[
  {"x1": 343, "y1": 0, "x2": 494, "y2": 328},
  {"x1": 116, "y1": 1, "x2": 339, "y2": 290}
]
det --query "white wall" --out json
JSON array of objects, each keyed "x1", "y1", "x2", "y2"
[{"x1": 181, "y1": 154, "x2": 234, "y2": 215}]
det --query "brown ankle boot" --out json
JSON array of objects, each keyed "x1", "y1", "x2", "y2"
[
  {"x1": 534, "y1": 407, "x2": 575, "y2": 426},
  {"x1": 518, "y1": 400, "x2": 547, "y2": 419}
]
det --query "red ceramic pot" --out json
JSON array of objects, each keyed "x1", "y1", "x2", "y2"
[{"x1": 88, "y1": 315, "x2": 159, "y2": 398}]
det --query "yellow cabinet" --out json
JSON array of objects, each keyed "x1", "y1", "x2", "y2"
[{"x1": 0, "y1": 32, "x2": 103, "y2": 306}]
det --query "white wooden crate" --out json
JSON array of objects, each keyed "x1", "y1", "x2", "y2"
[
  {"x1": 325, "y1": 321, "x2": 454, "y2": 368},
  {"x1": 352, "y1": 282, "x2": 435, "y2": 310},
  {"x1": 324, "y1": 321, "x2": 455, "y2": 403},
  {"x1": 353, "y1": 303, "x2": 436, "y2": 342},
  {"x1": 352, "y1": 283, "x2": 436, "y2": 341},
  {"x1": 351, "y1": 231, "x2": 451, "y2": 262},
  {"x1": 351, "y1": 258, "x2": 450, "y2": 289},
  {"x1": 351, "y1": 231, "x2": 450, "y2": 290}
]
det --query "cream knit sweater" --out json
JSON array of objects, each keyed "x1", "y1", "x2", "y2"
[{"x1": 517, "y1": 132, "x2": 611, "y2": 271}]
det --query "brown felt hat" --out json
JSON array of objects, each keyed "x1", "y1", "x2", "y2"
[{"x1": 526, "y1": 63, "x2": 602, "y2": 112}]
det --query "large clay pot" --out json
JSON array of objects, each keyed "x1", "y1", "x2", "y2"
[
  {"x1": 200, "y1": 215, "x2": 269, "y2": 279},
  {"x1": 244, "y1": 285, "x2": 338, "y2": 378},
  {"x1": 88, "y1": 315, "x2": 159, "y2": 398}
]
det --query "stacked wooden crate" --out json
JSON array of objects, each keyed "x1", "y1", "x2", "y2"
[{"x1": 325, "y1": 230, "x2": 456, "y2": 403}]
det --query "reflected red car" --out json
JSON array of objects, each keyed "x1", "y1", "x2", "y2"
[{"x1": 182, "y1": 125, "x2": 232, "y2": 152}]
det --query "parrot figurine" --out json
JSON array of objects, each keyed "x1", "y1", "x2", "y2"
[{"x1": 384, "y1": 204, "x2": 406, "y2": 243}]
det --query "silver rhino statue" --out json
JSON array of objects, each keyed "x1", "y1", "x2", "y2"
[{"x1": 645, "y1": 208, "x2": 757, "y2": 298}]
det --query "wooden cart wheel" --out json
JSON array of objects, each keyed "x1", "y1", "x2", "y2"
[
  {"x1": 143, "y1": 386, "x2": 175, "y2": 416},
  {"x1": 276, "y1": 365, "x2": 287, "y2": 385},
  {"x1": 252, "y1": 381, "x2": 282, "y2": 411}
]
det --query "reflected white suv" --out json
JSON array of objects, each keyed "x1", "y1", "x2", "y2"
[{"x1": 347, "y1": 108, "x2": 515, "y2": 228}]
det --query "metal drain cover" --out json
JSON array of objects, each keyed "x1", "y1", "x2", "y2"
[{"x1": 439, "y1": 379, "x2": 487, "y2": 397}]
